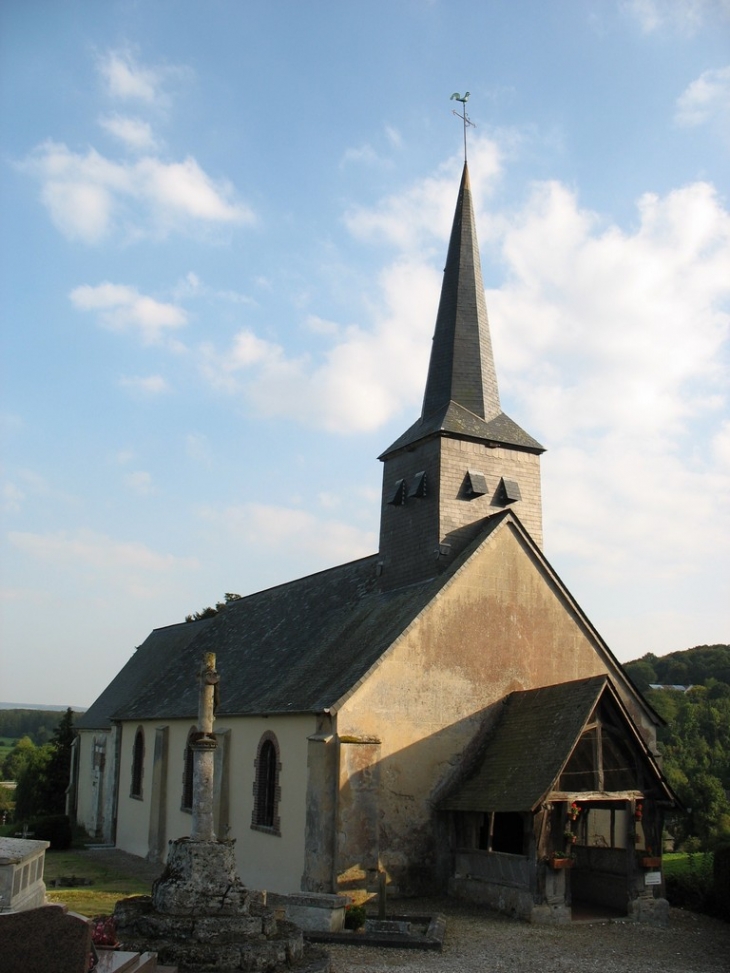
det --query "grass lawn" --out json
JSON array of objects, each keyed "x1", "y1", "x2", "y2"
[
  {"x1": 44, "y1": 849, "x2": 152, "y2": 917},
  {"x1": 662, "y1": 851, "x2": 713, "y2": 878}
]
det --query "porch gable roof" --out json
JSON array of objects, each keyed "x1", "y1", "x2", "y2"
[{"x1": 438, "y1": 675, "x2": 674, "y2": 814}]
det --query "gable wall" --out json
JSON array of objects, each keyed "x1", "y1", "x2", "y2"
[
  {"x1": 113, "y1": 714, "x2": 314, "y2": 893},
  {"x1": 337, "y1": 520, "x2": 607, "y2": 894}
]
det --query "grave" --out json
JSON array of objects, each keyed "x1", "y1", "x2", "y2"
[
  {"x1": 0, "y1": 836, "x2": 50, "y2": 913},
  {"x1": 0, "y1": 904, "x2": 91, "y2": 973},
  {"x1": 113, "y1": 653, "x2": 330, "y2": 972}
]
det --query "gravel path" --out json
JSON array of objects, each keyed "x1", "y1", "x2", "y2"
[
  {"x1": 327, "y1": 899, "x2": 730, "y2": 973},
  {"x1": 78, "y1": 850, "x2": 729, "y2": 973}
]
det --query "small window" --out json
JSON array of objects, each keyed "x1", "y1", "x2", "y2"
[
  {"x1": 131, "y1": 727, "x2": 145, "y2": 799},
  {"x1": 181, "y1": 727, "x2": 196, "y2": 812},
  {"x1": 252, "y1": 732, "x2": 281, "y2": 835}
]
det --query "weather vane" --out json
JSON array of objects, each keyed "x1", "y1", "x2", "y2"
[{"x1": 450, "y1": 91, "x2": 475, "y2": 162}]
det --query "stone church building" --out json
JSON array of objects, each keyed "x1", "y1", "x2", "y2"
[{"x1": 72, "y1": 163, "x2": 676, "y2": 923}]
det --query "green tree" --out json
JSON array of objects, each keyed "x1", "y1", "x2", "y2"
[
  {"x1": 43, "y1": 708, "x2": 75, "y2": 814},
  {"x1": 685, "y1": 772, "x2": 730, "y2": 846},
  {"x1": 14, "y1": 745, "x2": 52, "y2": 819},
  {"x1": 625, "y1": 659, "x2": 657, "y2": 693},
  {"x1": 11, "y1": 709, "x2": 76, "y2": 819},
  {"x1": 185, "y1": 592, "x2": 241, "y2": 623},
  {"x1": 2, "y1": 736, "x2": 36, "y2": 780}
]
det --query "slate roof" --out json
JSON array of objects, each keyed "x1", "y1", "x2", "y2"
[
  {"x1": 79, "y1": 509, "x2": 661, "y2": 732},
  {"x1": 438, "y1": 676, "x2": 675, "y2": 813},
  {"x1": 379, "y1": 163, "x2": 543, "y2": 459},
  {"x1": 75, "y1": 617, "x2": 215, "y2": 730},
  {"x1": 380, "y1": 402, "x2": 544, "y2": 458},
  {"x1": 77, "y1": 515, "x2": 512, "y2": 725}
]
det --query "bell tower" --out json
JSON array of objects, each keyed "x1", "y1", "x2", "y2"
[{"x1": 378, "y1": 163, "x2": 545, "y2": 590}]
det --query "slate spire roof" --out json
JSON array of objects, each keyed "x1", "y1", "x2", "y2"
[
  {"x1": 422, "y1": 162, "x2": 500, "y2": 424},
  {"x1": 381, "y1": 162, "x2": 543, "y2": 458}
]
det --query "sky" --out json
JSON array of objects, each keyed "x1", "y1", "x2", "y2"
[{"x1": 1, "y1": 0, "x2": 729, "y2": 708}]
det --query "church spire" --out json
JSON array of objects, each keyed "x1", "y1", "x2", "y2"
[
  {"x1": 421, "y1": 162, "x2": 500, "y2": 424},
  {"x1": 377, "y1": 159, "x2": 545, "y2": 589}
]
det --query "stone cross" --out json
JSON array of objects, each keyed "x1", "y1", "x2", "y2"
[{"x1": 191, "y1": 652, "x2": 220, "y2": 841}]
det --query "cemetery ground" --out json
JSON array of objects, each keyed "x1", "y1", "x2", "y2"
[
  {"x1": 40, "y1": 847, "x2": 730, "y2": 973},
  {"x1": 43, "y1": 846, "x2": 156, "y2": 915}
]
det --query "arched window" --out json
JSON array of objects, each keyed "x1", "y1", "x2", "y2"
[
  {"x1": 251, "y1": 732, "x2": 281, "y2": 834},
  {"x1": 131, "y1": 727, "x2": 145, "y2": 799},
  {"x1": 181, "y1": 727, "x2": 196, "y2": 812}
]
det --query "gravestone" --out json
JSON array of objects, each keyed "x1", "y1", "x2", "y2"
[
  {"x1": 0, "y1": 904, "x2": 91, "y2": 973},
  {"x1": 0, "y1": 836, "x2": 50, "y2": 912}
]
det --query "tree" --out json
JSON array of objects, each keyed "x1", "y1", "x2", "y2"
[
  {"x1": 12, "y1": 709, "x2": 75, "y2": 819},
  {"x1": 185, "y1": 592, "x2": 241, "y2": 623},
  {"x1": 14, "y1": 745, "x2": 52, "y2": 819},
  {"x1": 2, "y1": 736, "x2": 36, "y2": 781},
  {"x1": 44, "y1": 708, "x2": 75, "y2": 814}
]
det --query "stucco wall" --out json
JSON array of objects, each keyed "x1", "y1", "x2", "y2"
[
  {"x1": 337, "y1": 518, "x2": 608, "y2": 894},
  {"x1": 114, "y1": 714, "x2": 313, "y2": 892},
  {"x1": 116, "y1": 720, "x2": 158, "y2": 859},
  {"x1": 224, "y1": 714, "x2": 314, "y2": 893}
]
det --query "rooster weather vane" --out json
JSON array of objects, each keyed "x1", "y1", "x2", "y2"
[{"x1": 450, "y1": 91, "x2": 475, "y2": 162}]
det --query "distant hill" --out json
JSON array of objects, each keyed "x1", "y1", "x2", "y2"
[
  {"x1": 624, "y1": 644, "x2": 730, "y2": 693},
  {"x1": 0, "y1": 707, "x2": 84, "y2": 747},
  {"x1": 0, "y1": 703, "x2": 85, "y2": 711}
]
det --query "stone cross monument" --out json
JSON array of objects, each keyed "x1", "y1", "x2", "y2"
[{"x1": 190, "y1": 651, "x2": 219, "y2": 842}]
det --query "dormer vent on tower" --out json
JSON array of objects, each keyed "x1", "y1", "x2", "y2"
[{"x1": 377, "y1": 162, "x2": 545, "y2": 590}]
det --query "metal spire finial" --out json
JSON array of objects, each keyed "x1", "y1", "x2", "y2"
[{"x1": 450, "y1": 91, "x2": 475, "y2": 162}]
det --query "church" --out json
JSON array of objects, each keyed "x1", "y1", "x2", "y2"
[{"x1": 71, "y1": 162, "x2": 676, "y2": 924}]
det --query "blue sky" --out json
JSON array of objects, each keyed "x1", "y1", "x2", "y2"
[{"x1": 1, "y1": 0, "x2": 729, "y2": 707}]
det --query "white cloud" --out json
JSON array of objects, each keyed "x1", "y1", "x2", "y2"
[
  {"x1": 489, "y1": 180, "x2": 730, "y2": 439},
  {"x1": 199, "y1": 257, "x2": 439, "y2": 432},
  {"x1": 99, "y1": 114, "x2": 160, "y2": 152},
  {"x1": 9, "y1": 529, "x2": 197, "y2": 575},
  {"x1": 483, "y1": 178, "x2": 730, "y2": 596},
  {"x1": 344, "y1": 139, "x2": 501, "y2": 251},
  {"x1": 70, "y1": 282, "x2": 187, "y2": 345},
  {"x1": 119, "y1": 374, "x2": 170, "y2": 394},
  {"x1": 199, "y1": 502, "x2": 376, "y2": 567},
  {"x1": 21, "y1": 140, "x2": 254, "y2": 243},
  {"x1": 3, "y1": 482, "x2": 25, "y2": 514},
  {"x1": 124, "y1": 471, "x2": 154, "y2": 495},
  {"x1": 171, "y1": 270, "x2": 255, "y2": 306},
  {"x1": 342, "y1": 143, "x2": 383, "y2": 167},
  {"x1": 96, "y1": 48, "x2": 167, "y2": 106},
  {"x1": 675, "y1": 65, "x2": 730, "y2": 130},
  {"x1": 196, "y1": 139, "x2": 502, "y2": 431},
  {"x1": 622, "y1": 0, "x2": 730, "y2": 34},
  {"x1": 185, "y1": 433, "x2": 213, "y2": 465}
]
